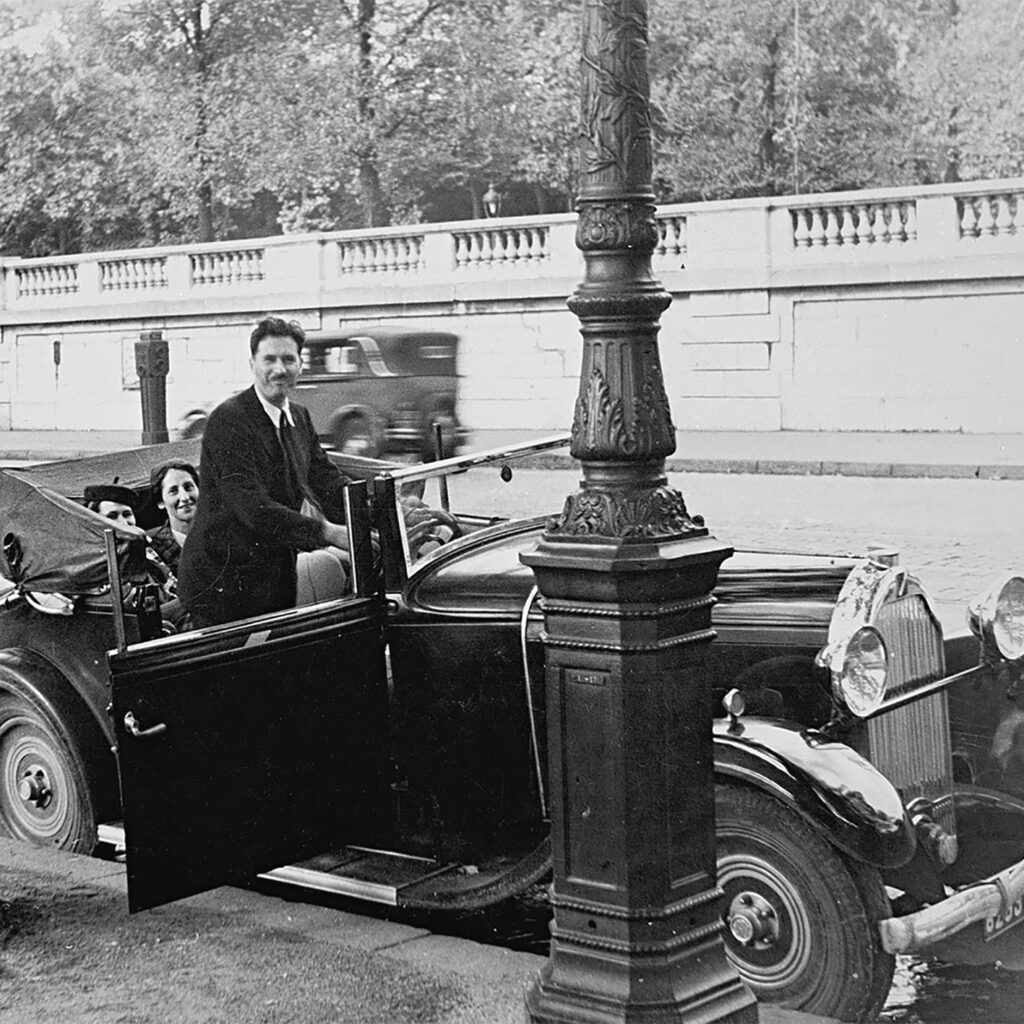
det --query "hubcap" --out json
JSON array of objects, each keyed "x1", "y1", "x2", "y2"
[
  {"x1": 717, "y1": 850, "x2": 811, "y2": 993},
  {"x1": 1, "y1": 716, "x2": 72, "y2": 843},
  {"x1": 726, "y1": 890, "x2": 779, "y2": 947},
  {"x1": 17, "y1": 766, "x2": 52, "y2": 808}
]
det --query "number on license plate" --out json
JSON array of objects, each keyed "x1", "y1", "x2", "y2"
[{"x1": 984, "y1": 895, "x2": 1024, "y2": 941}]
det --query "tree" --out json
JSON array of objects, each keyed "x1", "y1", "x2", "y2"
[
  {"x1": 898, "y1": 0, "x2": 1024, "y2": 183},
  {"x1": 78, "y1": 0, "x2": 328, "y2": 241},
  {"x1": 649, "y1": 0, "x2": 919, "y2": 200},
  {"x1": 0, "y1": 15, "x2": 148, "y2": 254}
]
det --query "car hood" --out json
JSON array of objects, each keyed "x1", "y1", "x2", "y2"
[{"x1": 405, "y1": 516, "x2": 858, "y2": 616}]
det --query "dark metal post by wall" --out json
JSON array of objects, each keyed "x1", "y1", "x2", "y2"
[
  {"x1": 520, "y1": 3, "x2": 759, "y2": 1022},
  {"x1": 135, "y1": 330, "x2": 169, "y2": 445}
]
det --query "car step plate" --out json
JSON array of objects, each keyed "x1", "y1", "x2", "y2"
[
  {"x1": 97, "y1": 824, "x2": 457, "y2": 907},
  {"x1": 259, "y1": 847, "x2": 457, "y2": 906}
]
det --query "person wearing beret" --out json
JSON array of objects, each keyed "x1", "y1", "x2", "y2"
[
  {"x1": 84, "y1": 482, "x2": 141, "y2": 530},
  {"x1": 177, "y1": 316, "x2": 354, "y2": 628}
]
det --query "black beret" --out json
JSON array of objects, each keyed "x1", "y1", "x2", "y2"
[{"x1": 83, "y1": 483, "x2": 139, "y2": 510}]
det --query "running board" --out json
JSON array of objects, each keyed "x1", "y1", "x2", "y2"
[
  {"x1": 96, "y1": 824, "x2": 455, "y2": 907},
  {"x1": 259, "y1": 847, "x2": 458, "y2": 906}
]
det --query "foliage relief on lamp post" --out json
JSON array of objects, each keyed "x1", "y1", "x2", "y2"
[{"x1": 553, "y1": 0, "x2": 703, "y2": 542}]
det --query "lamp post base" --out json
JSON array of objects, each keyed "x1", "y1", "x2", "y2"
[{"x1": 522, "y1": 530, "x2": 759, "y2": 1024}]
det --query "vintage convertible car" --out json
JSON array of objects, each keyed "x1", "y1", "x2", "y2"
[{"x1": 2, "y1": 434, "x2": 1024, "y2": 1023}]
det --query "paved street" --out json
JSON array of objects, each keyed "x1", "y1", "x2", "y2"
[
  {"x1": 2, "y1": 458, "x2": 1022, "y2": 1022},
  {"x1": 444, "y1": 467, "x2": 1022, "y2": 613}
]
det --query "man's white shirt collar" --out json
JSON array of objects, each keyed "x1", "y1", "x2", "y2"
[{"x1": 255, "y1": 389, "x2": 294, "y2": 428}]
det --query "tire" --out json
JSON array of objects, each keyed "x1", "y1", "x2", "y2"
[
  {"x1": 421, "y1": 406, "x2": 458, "y2": 461},
  {"x1": 715, "y1": 784, "x2": 894, "y2": 1023},
  {"x1": 0, "y1": 689, "x2": 98, "y2": 853},
  {"x1": 179, "y1": 413, "x2": 208, "y2": 440},
  {"x1": 333, "y1": 414, "x2": 382, "y2": 458}
]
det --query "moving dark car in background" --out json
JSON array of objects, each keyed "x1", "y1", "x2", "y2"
[
  {"x1": 2, "y1": 435, "x2": 1024, "y2": 1023},
  {"x1": 177, "y1": 323, "x2": 469, "y2": 459}
]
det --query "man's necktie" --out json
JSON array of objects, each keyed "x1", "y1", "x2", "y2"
[
  {"x1": 279, "y1": 411, "x2": 302, "y2": 497},
  {"x1": 280, "y1": 410, "x2": 322, "y2": 515}
]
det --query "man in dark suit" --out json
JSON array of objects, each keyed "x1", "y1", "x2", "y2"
[{"x1": 178, "y1": 316, "x2": 353, "y2": 627}]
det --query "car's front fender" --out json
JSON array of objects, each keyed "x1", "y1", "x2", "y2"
[{"x1": 714, "y1": 717, "x2": 916, "y2": 869}]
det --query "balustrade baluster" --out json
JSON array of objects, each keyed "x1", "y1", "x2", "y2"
[
  {"x1": 512, "y1": 229, "x2": 529, "y2": 263},
  {"x1": 481, "y1": 230, "x2": 497, "y2": 265},
  {"x1": 824, "y1": 208, "x2": 841, "y2": 247},
  {"x1": 959, "y1": 200, "x2": 979, "y2": 238},
  {"x1": 855, "y1": 204, "x2": 873, "y2": 245},
  {"x1": 977, "y1": 197, "x2": 997, "y2": 236},
  {"x1": 351, "y1": 242, "x2": 367, "y2": 273},
  {"x1": 467, "y1": 231, "x2": 483, "y2": 268},
  {"x1": 839, "y1": 207, "x2": 857, "y2": 246},
  {"x1": 903, "y1": 202, "x2": 918, "y2": 242},
  {"x1": 889, "y1": 204, "x2": 906, "y2": 243},
  {"x1": 531, "y1": 227, "x2": 547, "y2": 261},
  {"x1": 396, "y1": 238, "x2": 410, "y2": 272},
  {"x1": 793, "y1": 209, "x2": 812, "y2": 247},
  {"x1": 871, "y1": 204, "x2": 889, "y2": 243},
  {"x1": 809, "y1": 206, "x2": 826, "y2": 246},
  {"x1": 995, "y1": 195, "x2": 1014, "y2": 236}
]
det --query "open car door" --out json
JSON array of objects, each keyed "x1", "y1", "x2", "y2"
[{"x1": 108, "y1": 594, "x2": 387, "y2": 912}]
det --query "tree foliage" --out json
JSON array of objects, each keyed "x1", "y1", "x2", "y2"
[{"x1": 0, "y1": 0, "x2": 1020, "y2": 254}]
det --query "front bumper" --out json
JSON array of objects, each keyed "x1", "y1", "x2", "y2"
[{"x1": 878, "y1": 854, "x2": 1024, "y2": 953}]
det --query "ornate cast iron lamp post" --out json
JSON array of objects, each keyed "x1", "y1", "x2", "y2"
[{"x1": 521, "y1": 3, "x2": 758, "y2": 1021}]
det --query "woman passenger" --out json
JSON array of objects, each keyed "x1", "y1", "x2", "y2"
[{"x1": 148, "y1": 459, "x2": 199, "y2": 576}]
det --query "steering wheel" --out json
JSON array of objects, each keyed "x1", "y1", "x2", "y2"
[{"x1": 404, "y1": 506, "x2": 464, "y2": 560}]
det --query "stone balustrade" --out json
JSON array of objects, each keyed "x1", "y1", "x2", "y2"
[
  {"x1": 5, "y1": 178, "x2": 1024, "y2": 321},
  {"x1": 3, "y1": 176, "x2": 1024, "y2": 436}
]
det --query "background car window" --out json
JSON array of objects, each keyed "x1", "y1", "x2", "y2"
[{"x1": 325, "y1": 344, "x2": 361, "y2": 374}]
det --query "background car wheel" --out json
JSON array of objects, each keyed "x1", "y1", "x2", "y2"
[
  {"x1": 715, "y1": 784, "x2": 894, "y2": 1023},
  {"x1": 333, "y1": 414, "x2": 382, "y2": 458},
  {"x1": 421, "y1": 406, "x2": 458, "y2": 461},
  {"x1": 179, "y1": 412, "x2": 208, "y2": 440},
  {"x1": 0, "y1": 690, "x2": 97, "y2": 852}
]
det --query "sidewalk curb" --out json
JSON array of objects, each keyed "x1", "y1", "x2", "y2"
[{"x1": 0, "y1": 836, "x2": 838, "y2": 1024}]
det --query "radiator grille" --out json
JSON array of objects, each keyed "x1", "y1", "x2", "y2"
[
  {"x1": 867, "y1": 594, "x2": 955, "y2": 835},
  {"x1": 875, "y1": 594, "x2": 945, "y2": 698}
]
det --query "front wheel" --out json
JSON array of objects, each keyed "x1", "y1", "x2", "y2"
[
  {"x1": 716, "y1": 784, "x2": 894, "y2": 1023},
  {"x1": 0, "y1": 689, "x2": 98, "y2": 853}
]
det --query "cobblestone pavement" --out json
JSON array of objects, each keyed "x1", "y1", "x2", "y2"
[
  {"x1": 667, "y1": 471, "x2": 1021, "y2": 606},
  {"x1": 453, "y1": 468, "x2": 1022, "y2": 609}
]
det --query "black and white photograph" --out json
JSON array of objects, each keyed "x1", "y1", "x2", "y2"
[{"x1": 2, "y1": 1, "x2": 1024, "y2": 1022}]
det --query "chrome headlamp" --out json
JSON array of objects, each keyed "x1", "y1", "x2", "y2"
[
  {"x1": 968, "y1": 575, "x2": 1024, "y2": 661},
  {"x1": 828, "y1": 625, "x2": 889, "y2": 717}
]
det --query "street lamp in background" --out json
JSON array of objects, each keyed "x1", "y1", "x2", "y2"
[
  {"x1": 482, "y1": 182, "x2": 502, "y2": 217},
  {"x1": 521, "y1": 2, "x2": 758, "y2": 1022}
]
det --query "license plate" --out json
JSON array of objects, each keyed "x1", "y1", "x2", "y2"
[{"x1": 984, "y1": 895, "x2": 1024, "y2": 942}]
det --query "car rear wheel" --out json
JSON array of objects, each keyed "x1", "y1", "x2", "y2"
[
  {"x1": 0, "y1": 689, "x2": 97, "y2": 853},
  {"x1": 333, "y1": 414, "x2": 382, "y2": 458},
  {"x1": 715, "y1": 784, "x2": 894, "y2": 1023}
]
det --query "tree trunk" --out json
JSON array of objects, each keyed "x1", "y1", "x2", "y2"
[
  {"x1": 197, "y1": 180, "x2": 214, "y2": 242},
  {"x1": 943, "y1": 0, "x2": 961, "y2": 183},
  {"x1": 357, "y1": 159, "x2": 388, "y2": 228},
  {"x1": 758, "y1": 34, "x2": 780, "y2": 193},
  {"x1": 355, "y1": 0, "x2": 390, "y2": 228}
]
